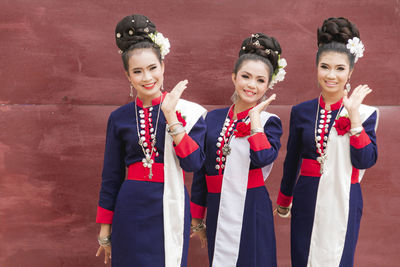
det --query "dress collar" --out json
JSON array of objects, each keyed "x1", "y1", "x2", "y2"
[
  {"x1": 319, "y1": 95, "x2": 343, "y2": 111},
  {"x1": 228, "y1": 105, "x2": 252, "y2": 120},
  {"x1": 136, "y1": 92, "x2": 167, "y2": 108}
]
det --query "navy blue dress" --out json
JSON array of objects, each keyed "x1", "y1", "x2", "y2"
[
  {"x1": 277, "y1": 96, "x2": 378, "y2": 267},
  {"x1": 191, "y1": 106, "x2": 282, "y2": 267},
  {"x1": 96, "y1": 94, "x2": 206, "y2": 267}
]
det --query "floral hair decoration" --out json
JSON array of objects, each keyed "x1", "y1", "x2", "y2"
[
  {"x1": 148, "y1": 32, "x2": 170, "y2": 59},
  {"x1": 346, "y1": 37, "x2": 365, "y2": 63},
  {"x1": 269, "y1": 56, "x2": 287, "y2": 89}
]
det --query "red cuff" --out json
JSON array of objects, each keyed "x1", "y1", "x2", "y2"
[
  {"x1": 174, "y1": 133, "x2": 199, "y2": 158},
  {"x1": 350, "y1": 129, "x2": 371, "y2": 149},
  {"x1": 277, "y1": 190, "x2": 293, "y2": 207},
  {"x1": 190, "y1": 201, "x2": 206, "y2": 219},
  {"x1": 96, "y1": 206, "x2": 114, "y2": 224},
  {"x1": 248, "y1": 132, "x2": 271, "y2": 151}
]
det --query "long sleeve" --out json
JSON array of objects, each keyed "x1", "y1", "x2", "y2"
[
  {"x1": 277, "y1": 107, "x2": 302, "y2": 207},
  {"x1": 248, "y1": 115, "x2": 282, "y2": 168},
  {"x1": 174, "y1": 116, "x2": 207, "y2": 172},
  {"x1": 350, "y1": 110, "x2": 378, "y2": 169},
  {"x1": 190, "y1": 165, "x2": 208, "y2": 219},
  {"x1": 96, "y1": 115, "x2": 126, "y2": 224}
]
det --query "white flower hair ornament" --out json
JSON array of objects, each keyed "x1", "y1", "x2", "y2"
[
  {"x1": 148, "y1": 32, "x2": 170, "y2": 59},
  {"x1": 269, "y1": 56, "x2": 287, "y2": 89},
  {"x1": 346, "y1": 37, "x2": 365, "y2": 63}
]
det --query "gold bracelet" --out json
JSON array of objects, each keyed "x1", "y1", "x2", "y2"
[
  {"x1": 98, "y1": 235, "x2": 111, "y2": 247},
  {"x1": 191, "y1": 221, "x2": 206, "y2": 232}
]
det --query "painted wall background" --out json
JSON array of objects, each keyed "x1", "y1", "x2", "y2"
[{"x1": 0, "y1": 0, "x2": 399, "y2": 266}]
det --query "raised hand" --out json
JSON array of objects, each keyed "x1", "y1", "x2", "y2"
[
  {"x1": 343, "y1": 85, "x2": 372, "y2": 128},
  {"x1": 161, "y1": 80, "x2": 188, "y2": 120},
  {"x1": 249, "y1": 94, "x2": 276, "y2": 130}
]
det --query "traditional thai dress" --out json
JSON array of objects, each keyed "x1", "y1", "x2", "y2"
[
  {"x1": 277, "y1": 96, "x2": 378, "y2": 267},
  {"x1": 96, "y1": 93, "x2": 207, "y2": 267},
  {"x1": 191, "y1": 106, "x2": 282, "y2": 267}
]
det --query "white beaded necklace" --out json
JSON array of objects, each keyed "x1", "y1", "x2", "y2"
[
  {"x1": 135, "y1": 95, "x2": 163, "y2": 179},
  {"x1": 314, "y1": 95, "x2": 343, "y2": 174}
]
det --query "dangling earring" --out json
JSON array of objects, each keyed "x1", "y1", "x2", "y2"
[
  {"x1": 345, "y1": 82, "x2": 351, "y2": 92},
  {"x1": 231, "y1": 91, "x2": 238, "y2": 103},
  {"x1": 261, "y1": 94, "x2": 268, "y2": 102},
  {"x1": 129, "y1": 84, "x2": 134, "y2": 98},
  {"x1": 160, "y1": 84, "x2": 164, "y2": 91}
]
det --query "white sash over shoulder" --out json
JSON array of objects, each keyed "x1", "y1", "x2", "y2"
[
  {"x1": 212, "y1": 111, "x2": 277, "y2": 267},
  {"x1": 163, "y1": 99, "x2": 207, "y2": 267},
  {"x1": 307, "y1": 104, "x2": 378, "y2": 267}
]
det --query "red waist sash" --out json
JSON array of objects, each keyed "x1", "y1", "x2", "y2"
[
  {"x1": 206, "y1": 168, "x2": 265, "y2": 193},
  {"x1": 300, "y1": 158, "x2": 359, "y2": 184},
  {"x1": 127, "y1": 162, "x2": 165, "y2": 183}
]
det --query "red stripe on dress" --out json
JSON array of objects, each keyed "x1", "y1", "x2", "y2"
[
  {"x1": 351, "y1": 167, "x2": 359, "y2": 184},
  {"x1": 190, "y1": 202, "x2": 206, "y2": 219},
  {"x1": 206, "y1": 168, "x2": 264, "y2": 193},
  {"x1": 96, "y1": 206, "x2": 114, "y2": 224},
  {"x1": 277, "y1": 190, "x2": 293, "y2": 207},
  {"x1": 350, "y1": 129, "x2": 371, "y2": 149},
  {"x1": 174, "y1": 133, "x2": 199, "y2": 158},
  {"x1": 248, "y1": 132, "x2": 271, "y2": 151}
]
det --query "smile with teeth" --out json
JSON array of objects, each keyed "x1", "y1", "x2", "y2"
[
  {"x1": 243, "y1": 89, "x2": 256, "y2": 96},
  {"x1": 325, "y1": 80, "x2": 337, "y2": 87},
  {"x1": 143, "y1": 82, "x2": 157, "y2": 90}
]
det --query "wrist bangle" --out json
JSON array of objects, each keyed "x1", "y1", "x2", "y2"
[
  {"x1": 191, "y1": 221, "x2": 206, "y2": 232},
  {"x1": 168, "y1": 125, "x2": 185, "y2": 136},
  {"x1": 98, "y1": 235, "x2": 111, "y2": 247},
  {"x1": 167, "y1": 121, "x2": 183, "y2": 130},
  {"x1": 250, "y1": 128, "x2": 264, "y2": 135},
  {"x1": 349, "y1": 127, "x2": 363, "y2": 136}
]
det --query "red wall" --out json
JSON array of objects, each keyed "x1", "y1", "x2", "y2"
[{"x1": 0, "y1": 0, "x2": 399, "y2": 266}]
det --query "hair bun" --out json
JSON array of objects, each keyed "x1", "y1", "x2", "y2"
[
  {"x1": 317, "y1": 17, "x2": 360, "y2": 46},
  {"x1": 115, "y1": 14, "x2": 157, "y2": 52},
  {"x1": 239, "y1": 33, "x2": 282, "y2": 71}
]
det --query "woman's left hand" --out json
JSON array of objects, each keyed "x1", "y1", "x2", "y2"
[
  {"x1": 161, "y1": 80, "x2": 188, "y2": 122},
  {"x1": 249, "y1": 94, "x2": 276, "y2": 129},
  {"x1": 343, "y1": 85, "x2": 372, "y2": 127}
]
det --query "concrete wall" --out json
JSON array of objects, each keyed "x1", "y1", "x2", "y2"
[{"x1": 0, "y1": 0, "x2": 399, "y2": 266}]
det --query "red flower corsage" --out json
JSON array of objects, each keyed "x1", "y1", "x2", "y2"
[
  {"x1": 234, "y1": 122, "x2": 251, "y2": 137},
  {"x1": 176, "y1": 110, "x2": 187, "y2": 127},
  {"x1": 334, "y1": 116, "x2": 351, "y2": 136}
]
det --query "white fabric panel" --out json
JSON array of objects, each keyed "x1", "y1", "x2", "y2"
[{"x1": 163, "y1": 99, "x2": 206, "y2": 267}]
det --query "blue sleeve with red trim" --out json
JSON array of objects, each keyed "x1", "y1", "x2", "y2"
[
  {"x1": 190, "y1": 165, "x2": 208, "y2": 219},
  {"x1": 350, "y1": 110, "x2": 378, "y2": 169},
  {"x1": 97, "y1": 114, "x2": 126, "y2": 223},
  {"x1": 248, "y1": 115, "x2": 282, "y2": 168},
  {"x1": 174, "y1": 116, "x2": 206, "y2": 172},
  {"x1": 278, "y1": 106, "x2": 302, "y2": 206}
]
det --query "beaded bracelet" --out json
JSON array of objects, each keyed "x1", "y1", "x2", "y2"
[
  {"x1": 98, "y1": 235, "x2": 111, "y2": 247},
  {"x1": 250, "y1": 128, "x2": 264, "y2": 135},
  {"x1": 168, "y1": 125, "x2": 185, "y2": 136},
  {"x1": 191, "y1": 221, "x2": 206, "y2": 232}
]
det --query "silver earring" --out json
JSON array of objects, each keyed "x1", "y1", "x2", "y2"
[
  {"x1": 160, "y1": 84, "x2": 164, "y2": 91},
  {"x1": 231, "y1": 91, "x2": 239, "y2": 103},
  {"x1": 261, "y1": 94, "x2": 268, "y2": 102},
  {"x1": 346, "y1": 82, "x2": 351, "y2": 92},
  {"x1": 129, "y1": 84, "x2": 134, "y2": 97}
]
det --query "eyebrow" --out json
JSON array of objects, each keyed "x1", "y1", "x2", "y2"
[{"x1": 241, "y1": 71, "x2": 266, "y2": 79}]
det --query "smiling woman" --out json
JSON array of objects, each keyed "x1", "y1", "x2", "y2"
[
  {"x1": 190, "y1": 33, "x2": 284, "y2": 267},
  {"x1": 276, "y1": 17, "x2": 378, "y2": 267},
  {"x1": 95, "y1": 14, "x2": 207, "y2": 267}
]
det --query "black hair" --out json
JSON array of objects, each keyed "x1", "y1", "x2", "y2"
[
  {"x1": 115, "y1": 14, "x2": 162, "y2": 71},
  {"x1": 234, "y1": 33, "x2": 282, "y2": 84},
  {"x1": 316, "y1": 17, "x2": 360, "y2": 69}
]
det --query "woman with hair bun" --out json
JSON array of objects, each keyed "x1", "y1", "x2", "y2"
[
  {"x1": 95, "y1": 14, "x2": 207, "y2": 266},
  {"x1": 276, "y1": 17, "x2": 378, "y2": 266},
  {"x1": 190, "y1": 33, "x2": 285, "y2": 266}
]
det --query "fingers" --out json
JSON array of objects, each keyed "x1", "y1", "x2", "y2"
[
  {"x1": 171, "y1": 79, "x2": 188, "y2": 97},
  {"x1": 96, "y1": 246, "x2": 103, "y2": 257},
  {"x1": 252, "y1": 93, "x2": 276, "y2": 114}
]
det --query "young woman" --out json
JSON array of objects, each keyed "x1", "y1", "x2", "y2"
[
  {"x1": 95, "y1": 14, "x2": 207, "y2": 267},
  {"x1": 276, "y1": 17, "x2": 378, "y2": 267},
  {"x1": 190, "y1": 33, "x2": 285, "y2": 267}
]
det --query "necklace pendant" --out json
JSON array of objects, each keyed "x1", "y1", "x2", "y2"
[{"x1": 222, "y1": 144, "x2": 231, "y2": 156}]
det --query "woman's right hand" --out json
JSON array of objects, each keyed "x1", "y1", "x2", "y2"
[
  {"x1": 96, "y1": 245, "x2": 111, "y2": 264},
  {"x1": 190, "y1": 218, "x2": 208, "y2": 248},
  {"x1": 96, "y1": 224, "x2": 112, "y2": 264}
]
